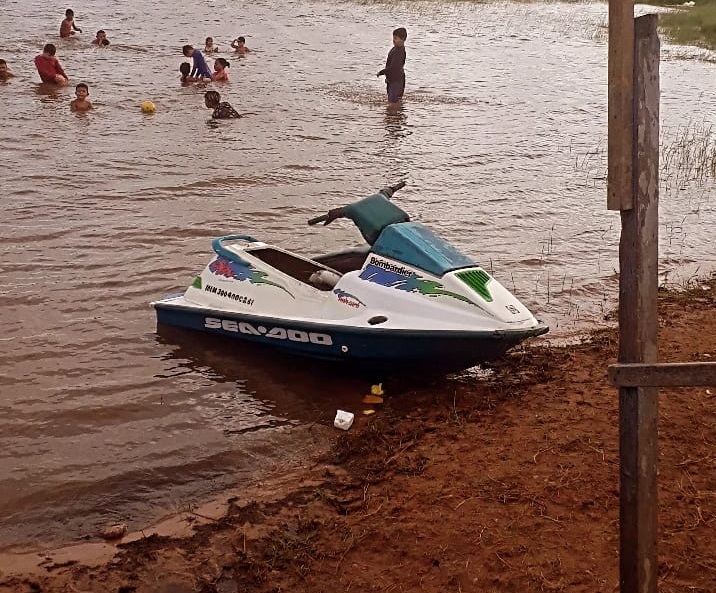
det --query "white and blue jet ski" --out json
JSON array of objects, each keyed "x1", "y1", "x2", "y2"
[{"x1": 152, "y1": 182, "x2": 548, "y2": 371}]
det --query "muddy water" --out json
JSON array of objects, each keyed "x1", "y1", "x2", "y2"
[{"x1": 0, "y1": 0, "x2": 714, "y2": 551}]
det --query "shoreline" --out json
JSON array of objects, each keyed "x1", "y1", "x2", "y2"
[
  {"x1": 1, "y1": 274, "x2": 714, "y2": 593},
  {"x1": 0, "y1": 460, "x2": 334, "y2": 577}
]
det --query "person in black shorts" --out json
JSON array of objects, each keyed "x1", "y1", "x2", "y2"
[{"x1": 377, "y1": 27, "x2": 407, "y2": 104}]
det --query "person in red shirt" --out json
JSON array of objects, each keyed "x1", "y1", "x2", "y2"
[{"x1": 34, "y1": 44, "x2": 68, "y2": 86}]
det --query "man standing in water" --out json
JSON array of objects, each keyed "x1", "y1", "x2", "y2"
[{"x1": 377, "y1": 27, "x2": 407, "y2": 105}]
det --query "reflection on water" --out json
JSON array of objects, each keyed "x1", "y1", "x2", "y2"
[
  {"x1": 384, "y1": 105, "x2": 411, "y2": 140},
  {"x1": 0, "y1": 0, "x2": 715, "y2": 552},
  {"x1": 155, "y1": 325, "x2": 381, "y2": 424}
]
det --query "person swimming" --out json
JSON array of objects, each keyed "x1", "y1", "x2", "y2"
[
  {"x1": 70, "y1": 82, "x2": 93, "y2": 112},
  {"x1": 204, "y1": 90, "x2": 241, "y2": 119},
  {"x1": 60, "y1": 8, "x2": 82, "y2": 38},
  {"x1": 211, "y1": 58, "x2": 230, "y2": 82},
  {"x1": 92, "y1": 30, "x2": 110, "y2": 46},
  {"x1": 231, "y1": 36, "x2": 251, "y2": 55},
  {"x1": 179, "y1": 62, "x2": 195, "y2": 85},
  {"x1": 204, "y1": 36, "x2": 218, "y2": 54},
  {"x1": 182, "y1": 45, "x2": 212, "y2": 80},
  {"x1": 0, "y1": 59, "x2": 16, "y2": 82}
]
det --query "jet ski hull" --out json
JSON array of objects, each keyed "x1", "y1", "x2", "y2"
[{"x1": 154, "y1": 296, "x2": 548, "y2": 371}]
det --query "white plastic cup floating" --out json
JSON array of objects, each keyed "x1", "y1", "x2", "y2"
[{"x1": 334, "y1": 410, "x2": 355, "y2": 431}]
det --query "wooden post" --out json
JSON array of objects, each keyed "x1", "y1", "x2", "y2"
[
  {"x1": 608, "y1": 0, "x2": 635, "y2": 210},
  {"x1": 618, "y1": 13, "x2": 660, "y2": 593}
]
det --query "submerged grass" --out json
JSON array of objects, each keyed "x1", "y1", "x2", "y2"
[{"x1": 662, "y1": 120, "x2": 716, "y2": 186}]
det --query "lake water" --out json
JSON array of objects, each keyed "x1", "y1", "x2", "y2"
[{"x1": 0, "y1": 0, "x2": 714, "y2": 552}]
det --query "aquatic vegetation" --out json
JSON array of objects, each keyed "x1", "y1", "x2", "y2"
[
  {"x1": 661, "y1": 119, "x2": 716, "y2": 187},
  {"x1": 574, "y1": 119, "x2": 716, "y2": 189}
]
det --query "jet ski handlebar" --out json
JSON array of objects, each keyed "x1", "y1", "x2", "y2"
[
  {"x1": 382, "y1": 180, "x2": 406, "y2": 196},
  {"x1": 307, "y1": 181, "x2": 406, "y2": 226}
]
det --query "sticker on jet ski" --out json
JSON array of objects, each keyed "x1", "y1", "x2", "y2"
[
  {"x1": 204, "y1": 317, "x2": 333, "y2": 345},
  {"x1": 209, "y1": 257, "x2": 294, "y2": 298},
  {"x1": 359, "y1": 258, "x2": 477, "y2": 307},
  {"x1": 204, "y1": 284, "x2": 255, "y2": 306},
  {"x1": 333, "y1": 288, "x2": 365, "y2": 308}
]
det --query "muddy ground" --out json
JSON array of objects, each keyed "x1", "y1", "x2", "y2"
[{"x1": 1, "y1": 275, "x2": 715, "y2": 593}]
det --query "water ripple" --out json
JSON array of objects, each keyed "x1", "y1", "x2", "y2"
[{"x1": 0, "y1": 0, "x2": 715, "y2": 552}]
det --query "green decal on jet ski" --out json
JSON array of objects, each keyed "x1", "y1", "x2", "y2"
[
  {"x1": 456, "y1": 269, "x2": 493, "y2": 302},
  {"x1": 249, "y1": 270, "x2": 295, "y2": 298},
  {"x1": 192, "y1": 276, "x2": 202, "y2": 289},
  {"x1": 409, "y1": 277, "x2": 478, "y2": 306}
]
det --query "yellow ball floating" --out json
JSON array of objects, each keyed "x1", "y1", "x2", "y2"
[{"x1": 140, "y1": 101, "x2": 156, "y2": 113}]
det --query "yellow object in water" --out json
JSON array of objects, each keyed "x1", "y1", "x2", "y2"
[
  {"x1": 370, "y1": 383, "x2": 384, "y2": 396},
  {"x1": 141, "y1": 101, "x2": 156, "y2": 113}
]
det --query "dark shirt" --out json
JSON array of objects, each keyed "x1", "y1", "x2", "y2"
[
  {"x1": 191, "y1": 50, "x2": 213, "y2": 79},
  {"x1": 380, "y1": 46, "x2": 406, "y2": 83},
  {"x1": 212, "y1": 102, "x2": 241, "y2": 119}
]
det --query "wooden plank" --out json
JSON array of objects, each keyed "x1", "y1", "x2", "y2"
[
  {"x1": 608, "y1": 0, "x2": 635, "y2": 210},
  {"x1": 609, "y1": 362, "x2": 716, "y2": 387},
  {"x1": 618, "y1": 12, "x2": 659, "y2": 368},
  {"x1": 618, "y1": 14, "x2": 660, "y2": 593},
  {"x1": 619, "y1": 385, "x2": 659, "y2": 593}
]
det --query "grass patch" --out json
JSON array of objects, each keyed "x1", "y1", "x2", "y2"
[{"x1": 646, "y1": 0, "x2": 716, "y2": 50}]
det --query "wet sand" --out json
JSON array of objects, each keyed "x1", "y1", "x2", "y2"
[{"x1": 1, "y1": 274, "x2": 714, "y2": 593}]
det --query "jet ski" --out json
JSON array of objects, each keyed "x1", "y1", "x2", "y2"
[{"x1": 152, "y1": 182, "x2": 548, "y2": 372}]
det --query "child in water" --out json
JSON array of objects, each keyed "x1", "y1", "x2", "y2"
[
  {"x1": 377, "y1": 27, "x2": 407, "y2": 104},
  {"x1": 182, "y1": 45, "x2": 212, "y2": 80},
  {"x1": 204, "y1": 90, "x2": 241, "y2": 119},
  {"x1": 70, "y1": 83, "x2": 92, "y2": 112},
  {"x1": 0, "y1": 59, "x2": 15, "y2": 82},
  {"x1": 60, "y1": 8, "x2": 82, "y2": 38},
  {"x1": 204, "y1": 37, "x2": 218, "y2": 54},
  {"x1": 231, "y1": 36, "x2": 250, "y2": 55},
  {"x1": 92, "y1": 30, "x2": 110, "y2": 46},
  {"x1": 34, "y1": 43, "x2": 68, "y2": 85},
  {"x1": 179, "y1": 62, "x2": 195, "y2": 85},
  {"x1": 211, "y1": 58, "x2": 230, "y2": 82}
]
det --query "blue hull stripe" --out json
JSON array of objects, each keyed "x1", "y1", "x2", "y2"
[{"x1": 154, "y1": 302, "x2": 548, "y2": 368}]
